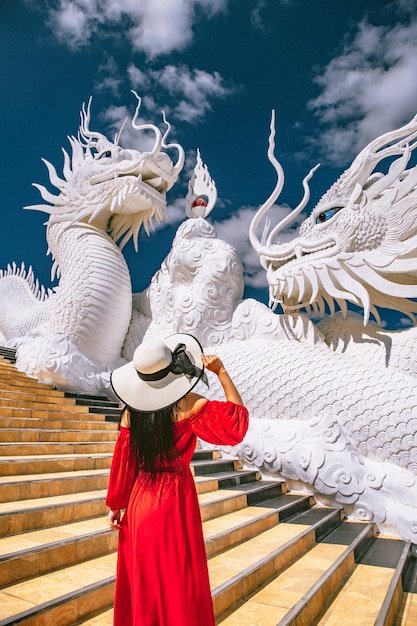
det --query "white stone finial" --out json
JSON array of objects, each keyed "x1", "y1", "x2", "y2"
[{"x1": 185, "y1": 149, "x2": 217, "y2": 218}]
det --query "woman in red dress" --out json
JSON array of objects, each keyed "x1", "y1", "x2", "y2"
[{"x1": 106, "y1": 333, "x2": 249, "y2": 626}]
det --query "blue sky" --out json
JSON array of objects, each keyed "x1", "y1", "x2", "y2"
[{"x1": 1, "y1": 0, "x2": 417, "y2": 329}]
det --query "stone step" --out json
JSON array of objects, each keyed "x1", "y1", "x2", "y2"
[
  {"x1": 203, "y1": 493, "x2": 313, "y2": 559},
  {"x1": 0, "y1": 441, "x2": 218, "y2": 459},
  {"x1": 192, "y1": 457, "x2": 242, "y2": 475},
  {"x1": 397, "y1": 552, "x2": 417, "y2": 625},
  {"x1": 0, "y1": 468, "x2": 278, "y2": 510},
  {"x1": 194, "y1": 469, "x2": 261, "y2": 495},
  {"x1": 0, "y1": 348, "x2": 17, "y2": 363},
  {"x1": 0, "y1": 553, "x2": 116, "y2": 626},
  {"x1": 0, "y1": 517, "x2": 117, "y2": 587},
  {"x1": 370, "y1": 540, "x2": 411, "y2": 626},
  {"x1": 0, "y1": 367, "x2": 37, "y2": 381},
  {"x1": 219, "y1": 519, "x2": 376, "y2": 625},
  {"x1": 0, "y1": 367, "x2": 59, "y2": 395},
  {"x1": 0, "y1": 469, "x2": 111, "y2": 503},
  {"x1": 211, "y1": 504, "x2": 344, "y2": 620},
  {"x1": 0, "y1": 441, "x2": 117, "y2": 457},
  {"x1": 0, "y1": 492, "x2": 312, "y2": 590},
  {"x1": 0, "y1": 398, "x2": 93, "y2": 413},
  {"x1": 0, "y1": 359, "x2": 119, "y2": 424},
  {"x1": 0, "y1": 491, "x2": 321, "y2": 625},
  {"x1": 64, "y1": 392, "x2": 119, "y2": 406},
  {"x1": 0, "y1": 378, "x2": 56, "y2": 392},
  {"x1": 0, "y1": 381, "x2": 66, "y2": 397},
  {"x1": 0, "y1": 491, "x2": 108, "y2": 537},
  {"x1": 79, "y1": 609, "x2": 113, "y2": 625},
  {"x1": 193, "y1": 448, "x2": 221, "y2": 461},
  {"x1": 0, "y1": 389, "x2": 81, "y2": 406},
  {"x1": 0, "y1": 453, "x2": 113, "y2": 476},
  {"x1": 68, "y1": 397, "x2": 120, "y2": 409},
  {"x1": 0, "y1": 451, "x2": 252, "y2": 484},
  {"x1": 0, "y1": 367, "x2": 16, "y2": 376},
  {"x1": 8, "y1": 505, "x2": 411, "y2": 626},
  {"x1": 63, "y1": 394, "x2": 122, "y2": 421},
  {"x1": 0, "y1": 407, "x2": 108, "y2": 421},
  {"x1": 0, "y1": 469, "x2": 279, "y2": 538},
  {"x1": 1, "y1": 428, "x2": 118, "y2": 443},
  {"x1": 85, "y1": 405, "x2": 121, "y2": 416},
  {"x1": 199, "y1": 479, "x2": 287, "y2": 522},
  {"x1": 315, "y1": 537, "x2": 411, "y2": 626},
  {"x1": 0, "y1": 416, "x2": 118, "y2": 432}
]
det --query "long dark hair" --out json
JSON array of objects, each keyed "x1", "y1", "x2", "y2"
[{"x1": 124, "y1": 403, "x2": 179, "y2": 475}]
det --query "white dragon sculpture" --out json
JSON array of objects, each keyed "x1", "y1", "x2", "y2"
[
  {"x1": 131, "y1": 112, "x2": 417, "y2": 542},
  {"x1": 2, "y1": 98, "x2": 417, "y2": 540},
  {"x1": 0, "y1": 94, "x2": 184, "y2": 393}
]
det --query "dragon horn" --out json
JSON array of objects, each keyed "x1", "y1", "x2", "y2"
[
  {"x1": 161, "y1": 111, "x2": 185, "y2": 179},
  {"x1": 131, "y1": 90, "x2": 162, "y2": 157},
  {"x1": 249, "y1": 110, "x2": 285, "y2": 253},
  {"x1": 266, "y1": 163, "x2": 320, "y2": 247},
  {"x1": 79, "y1": 98, "x2": 103, "y2": 148},
  {"x1": 346, "y1": 113, "x2": 417, "y2": 192}
]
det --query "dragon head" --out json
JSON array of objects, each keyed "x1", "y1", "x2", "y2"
[
  {"x1": 250, "y1": 113, "x2": 417, "y2": 325},
  {"x1": 26, "y1": 92, "x2": 185, "y2": 250}
]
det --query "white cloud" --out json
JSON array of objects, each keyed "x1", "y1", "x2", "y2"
[
  {"x1": 94, "y1": 57, "x2": 123, "y2": 96},
  {"x1": 396, "y1": 0, "x2": 417, "y2": 13},
  {"x1": 127, "y1": 64, "x2": 235, "y2": 124},
  {"x1": 40, "y1": 0, "x2": 238, "y2": 149},
  {"x1": 127, "y1": 64, "x2": 150, "y2": 90},
  {"x1": 155, "y1": 66, "x2": 234, "y2": 123},
  {"x1": 309, "y1": 17, "x2": 417, "y2": 165},
  {"x1": 45, "y1": 0, "x2": 228, "y2": 58},
  {"x1": 166, "y1": 197, "x2": 188, "y2": 226},
  {"x1": 195, "y1": 0, "x2": 228, "y2": 15},
  {"x1": 96, "y1": 63, "x2": 234, "y2": 155},
  {"x1": 127, "y1": 0, "x2": 194, "y2": 57},
  {"x1": 251, "y1": 1, "x2": 268, "y2": 33},
  {"x1": 96, "y1": 62, "x2": 235, "y2": 138},
  {"x1": 101, "y1": 104, "x2": 129, "y2": 130},
  {"x1": 46, "y1": 0, "x2": 103, "y2": 49}
]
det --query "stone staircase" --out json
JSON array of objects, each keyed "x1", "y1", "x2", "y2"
[{"x1": 1, "y1": 348, "x2": 417, "y2": 625}]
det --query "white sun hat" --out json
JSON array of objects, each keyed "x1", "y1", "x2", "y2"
[{"x1": 110, "y1": 333, "x2": 207, "y2": 412}]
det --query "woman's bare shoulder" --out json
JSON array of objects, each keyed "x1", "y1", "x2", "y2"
[
  {"x1": 188, "y1": 393, "x2": 209, "y2": 413},
  {"x1": 176, "y1": 393, "x2": 208, "y2": 421}
]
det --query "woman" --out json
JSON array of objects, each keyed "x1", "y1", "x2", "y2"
[{"x1": 106, "y1": 333, "x2": 249, "y2": 626}]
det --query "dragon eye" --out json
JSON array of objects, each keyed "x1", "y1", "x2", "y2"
[
  {"x1": 315, "y1": 206, "x2": 342, "y2": 224},
  {"x1": 97, "y1": 150, "x2": 112, "y2": 160}
]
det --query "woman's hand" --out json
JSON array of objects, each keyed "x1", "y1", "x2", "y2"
[
  {"x1": 108, "y1": 509, "x2": 122, "y2": 531},
  {"x1": 201, "y1": 354, "x2": 225, "y2": 375},
  {"x1": 201, "y1": 354, "x2": 244, "y2": 405}
]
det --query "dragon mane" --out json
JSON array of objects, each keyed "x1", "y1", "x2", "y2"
[
  {"x1": 25, "y1": 95, "x2": 184, "y2": 251},
  {"x1": 250, "y1": 113, "x2": 417, "y2": 325}
]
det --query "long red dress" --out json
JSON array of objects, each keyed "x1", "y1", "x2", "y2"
[{"x1": 106, "y1": 400, "x2": 249, "y2": 626}]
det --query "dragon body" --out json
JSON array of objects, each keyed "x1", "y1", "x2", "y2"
[
  {"x1": 133, "y1": 113, "x2": 417, "y2": 541},
  {"x1": 1, "y1": 220, "x2": 132, "y2": 390},
  {"x1": 135, "y1": 211, "x2": 417, "y2": 542}
]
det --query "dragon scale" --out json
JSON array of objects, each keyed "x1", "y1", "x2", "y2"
[{"x1": 44, "y1": 221, "x2": 132, "y2": 362}]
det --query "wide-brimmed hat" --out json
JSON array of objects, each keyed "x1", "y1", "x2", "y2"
[{"x1": 110, "y1": 333, "x2": 207, "y2": 412}]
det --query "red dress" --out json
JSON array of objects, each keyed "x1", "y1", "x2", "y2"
[{"x1": 106, "y1": 400, "x2": 249, "y2": 626}]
